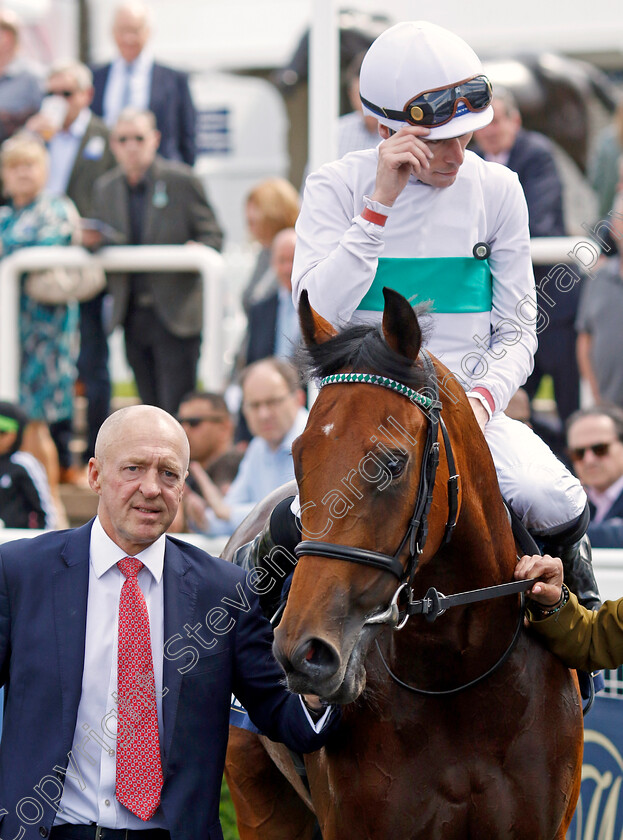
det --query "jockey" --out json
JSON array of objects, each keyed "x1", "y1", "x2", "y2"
[{"x1": 287, "y1": 21, "x2": 600, "y2": 611}]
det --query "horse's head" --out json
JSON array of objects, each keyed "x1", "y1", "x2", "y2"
[{"x1": 273, "y1": 288, "x2": 462, "y2": 704}]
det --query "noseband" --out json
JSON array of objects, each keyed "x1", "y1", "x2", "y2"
[{"x1": 294, "y1": 352, "x2": 460, "y2": 608}]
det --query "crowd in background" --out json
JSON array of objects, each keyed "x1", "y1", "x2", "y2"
[{"x1": 1, "y1": 2, "x2": 623, "y2": 549}]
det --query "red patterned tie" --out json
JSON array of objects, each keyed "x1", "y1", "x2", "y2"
[{"x1": 115, "y1": 557, "x2": 163, "y2": 820}]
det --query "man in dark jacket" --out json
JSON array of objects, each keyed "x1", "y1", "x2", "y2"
[
  {"x1": 92, "y1": 108, "x2": 223, "y2": 415},
  {"x1": 566, "y1": 406, "x2": 623, "y2": 548},
  {"x1": 473, "y1": 88, "x2": 580, "y2": 423},
  {"x1": 91, "y1": 1, "x2": 196, "y2": 166},
  {"x1": 0, "y1": 405, "x2": 337, "y2": 840}
]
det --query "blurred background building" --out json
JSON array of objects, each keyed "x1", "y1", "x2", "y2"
[{"x1": 5, "y1": 0, "x2": 623, "y2": 388}]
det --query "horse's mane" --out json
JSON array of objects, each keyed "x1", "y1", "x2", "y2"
[{"x1": 298, "y1": 318, "x2": 430, "y2": 392}]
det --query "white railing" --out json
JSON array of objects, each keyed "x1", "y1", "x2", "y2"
[
  {"x1": 0, "y1": 236, "x2": 598, "y2": 400},
  {"x1": 529, "y1": 236, "x2": 586, "y2": 263},
  {"x1": 0, "y1": 244, "x2": 225, "y2": 400},
  {"x1": 0, "y1": 526, "x2": 228, "y2": 557}
]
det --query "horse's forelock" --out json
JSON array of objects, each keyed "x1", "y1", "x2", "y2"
[{"x1": 298, "y1": 321, "x2": 429, "y2": 391}]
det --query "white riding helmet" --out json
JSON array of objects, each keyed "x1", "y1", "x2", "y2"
[{"x1": 359, "y1": 21, "x2": 494, "y2": 140}]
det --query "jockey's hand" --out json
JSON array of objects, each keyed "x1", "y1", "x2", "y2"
[
  {"x1": 468, "y1": 396, "x2": 489, "y2": 431},
  {"x1": 514, "y1": 554, "x2": 564, "y2": 606},
  {"x1": 371, "y1": 126, "x2": 434, "y2": 206}
]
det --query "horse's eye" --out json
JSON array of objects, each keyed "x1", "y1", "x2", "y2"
[{"x1": 386, "y1": 453, "x2": 407, "y2": 479}]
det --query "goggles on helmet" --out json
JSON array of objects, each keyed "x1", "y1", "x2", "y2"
[{"x1": 361, "y1": 74, "x2": 492, "y2": 129}]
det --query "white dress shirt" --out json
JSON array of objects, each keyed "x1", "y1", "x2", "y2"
[
  {"x1": 274, "y1": 286, "x2": 301, "y2": 360},
  {"x1": 587, "y1": 474, "x2": 623, "y2": 525},
  {"x1": 204, "y1": 407, "x2": 308, "y2": 537},
  {"x1": 103, "y1": 51, "x2": 153, "y2": 128},
  {"x1": 46, "y1": 107, "x2": 91, "y2": 196},
  {"x1": 56, "y1": 517, "x2": 167, "y2": 829}
]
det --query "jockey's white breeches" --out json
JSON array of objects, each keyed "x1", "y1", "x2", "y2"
[{"x1": 485, "y1": 411, "x2": 586, "y2": 535}]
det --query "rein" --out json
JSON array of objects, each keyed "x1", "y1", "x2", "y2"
[{"x1": 373, "y1": 595, "x2": 527, "y2": 697}]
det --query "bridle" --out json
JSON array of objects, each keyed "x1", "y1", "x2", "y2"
[
  {"x1": 294, "y1": 351, "x2": 460, "y2": 626},
  {"x1": 293, "y1": 354, "x2": 535, "y2": 694}
]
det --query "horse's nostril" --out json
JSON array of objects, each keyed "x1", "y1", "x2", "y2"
[{"x1": 293, "y1": 638, "x2": 340, "y2": 677}]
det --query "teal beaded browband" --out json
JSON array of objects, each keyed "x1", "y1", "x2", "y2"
[{"x1": 319, "y1": 373, "x2": 441, "y2": 411}]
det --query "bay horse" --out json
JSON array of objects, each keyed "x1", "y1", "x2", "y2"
[{"x1": 224, "y1": 288, "x2": 583, "y2": 839}]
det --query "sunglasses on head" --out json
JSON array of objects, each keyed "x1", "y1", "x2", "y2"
[
  {"x1": 569, "y1": 441, "x2": 617, "y2": 461},
  {"x1": 361, "y1": 74, "x2": 492, "y2": 129}
]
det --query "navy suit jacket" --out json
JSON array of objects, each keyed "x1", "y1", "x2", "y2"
[
  {"x1": 504, "y1": 130, "x2": 579, "y2": 325},
  {"x1": 0, "y1": 522, "x2": 337, "y2": 840},
  {"x1": 505, "y1": 129, "x2": 565, "y2": 240},
  {"x1": 588, "y1": 487, "x2": 623, "y2": 548},
  {"x1": 246, "y1": 292, "x2": 279, "y2": 365},
  {"x1": 92, "y1": 62, "x2": 196, "y2": 166}
]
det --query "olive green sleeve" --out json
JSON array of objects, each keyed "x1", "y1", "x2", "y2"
[{"x1": 528, "y1": 591, "x2": 623, "y2": 671}]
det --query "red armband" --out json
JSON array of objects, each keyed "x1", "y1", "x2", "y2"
[
  {"x1": 470, "y1": 387, "x2": 495, "y2": 416},
  {"x1": 361, "y1": 207, "x2": 388, "y2": 227}
]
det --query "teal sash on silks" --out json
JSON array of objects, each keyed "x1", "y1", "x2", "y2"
[{"x1": 358, "y1": 257, "x2": 492, "y2": 313}]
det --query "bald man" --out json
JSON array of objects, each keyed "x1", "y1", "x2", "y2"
[
  {"x1": 91, "y1": 1, "x2": 196, "y2": 164},
  {"x1": 0, "y1": 405, "x2": 337, "y2": 840}
]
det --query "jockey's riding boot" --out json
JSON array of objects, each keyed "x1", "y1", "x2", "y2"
[
  {"x1": 539, "y1": 504, "x2": 601, "y2": 611},
  {"x1": 232, "y1": 495, "x2": 300, "y2": 619}
]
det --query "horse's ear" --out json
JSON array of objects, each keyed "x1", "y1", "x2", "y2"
[
  {"x1": 381, "y1": 287, "x2": 422, "y2": 360},
  {"x1": 298, "y1": 289, "x2": 338, "y2": 346}
]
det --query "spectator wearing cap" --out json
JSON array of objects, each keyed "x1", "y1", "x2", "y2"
[
  {"x1": 0, "y1": 400, "x2": 56, "y2": 530},
  {"x1": 566, "y1": 406, "x2": 623, "y2": 548},
  {"x1": 0, "y1": 9, "x2": 42, "y2": 144}
]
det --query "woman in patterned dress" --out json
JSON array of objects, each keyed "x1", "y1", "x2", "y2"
[{"x1": 0, "y1": 132, "x2": 80, "y2": 524}]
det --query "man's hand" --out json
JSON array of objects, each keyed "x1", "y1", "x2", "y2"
[
  {"x1": 371, "y1": 126, "x2": 434, "y2": 206},
  {"x1": 188, "y1": 461, "x2": 231, "y2": 521},
  {"x1": 514, "y1": 554, "x2": 564, "y2": 606},
  {"x1": 25, "y1": 112, "x2": 59, "y2": 141},
  {"x1": 468, "y1": 396, "x2": 489, "y2": 432},
  {"x1": 303, "y1": 694, "x2": 324, "y2": 711},
  {"x1": 302, "y1": 694, "x2": 328, "y2": 723},
  {"x1": 182, "y1": 487, "x2": 208, "y2": 531}
]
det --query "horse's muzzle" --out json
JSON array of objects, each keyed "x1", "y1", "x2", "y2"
[{"x1": 274, "y1": 635, "x2": 341, "y2": 681}]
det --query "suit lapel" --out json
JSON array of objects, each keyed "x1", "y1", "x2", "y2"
[
  {"x1": 66, "y1": 120, "x2": 93, "y2": 198},
  {"x1": 162, "y1": 538, "x2": 197, "y2": 763},
  {"x1": 606, "y1": 487, "x2": 623, "y2": 520},
  {"x1": 148, "y1": 64, "x2": 163, "y2": 114},
  {"x1": 53, "y1": 521, "x2": 92, "y2": 750}
]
